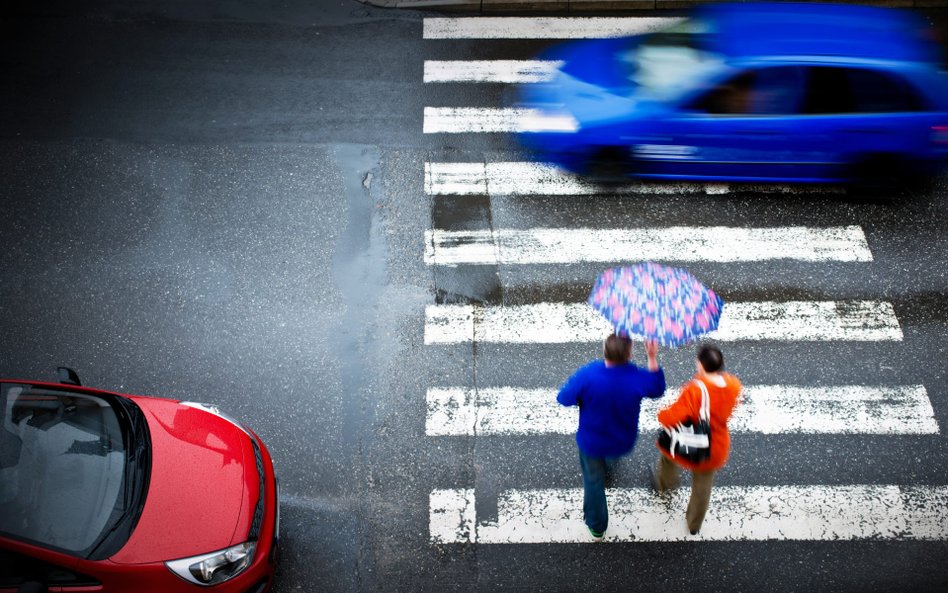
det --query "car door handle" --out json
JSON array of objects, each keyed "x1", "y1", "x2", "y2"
[
  {"x1": 843, "y1": 128, "x2": 884, "y2": 134},
  {"x1": 737, "y1": 129, "x2": 780, "y2": 135}
]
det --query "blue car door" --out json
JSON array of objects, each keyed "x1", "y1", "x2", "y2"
[
  {"x1": 634, "y1": 66, "x2": 809, "y2": 181},
  {"x1": 796, "y1": 65, "x2": 936, "y2": 181}
]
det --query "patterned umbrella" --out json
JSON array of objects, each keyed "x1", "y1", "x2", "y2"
[{"x1": 588, "y1": 263, "x2": 724, "y2": 347}]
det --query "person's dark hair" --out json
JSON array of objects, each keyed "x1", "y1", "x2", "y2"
[
  {"x1": 698, "y1": 344, "x2": 724, "y2": 373},
  {"x1": 603, "y1": 334, "x2": 632, "y2": 364}
]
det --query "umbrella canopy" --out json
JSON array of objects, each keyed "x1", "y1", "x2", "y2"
[{"x1": 588, "y1": 263, "x2": 724, "y2": 347}]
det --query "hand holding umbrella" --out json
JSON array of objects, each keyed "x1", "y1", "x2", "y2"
[{"x1": 644, "y1": 339, "x2": 659, "y2": 370}]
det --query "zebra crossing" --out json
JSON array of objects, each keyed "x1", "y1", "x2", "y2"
[
  {"x1": 425, "y1": 301, "x2": 903, "y2": 343},
  {"x1": 425, "y1": 226, "x2": 873, "y2": 265},
  {"x1": 422, "y1": 16, "x2": 681, "y2": 39},
  {"x1": 430, "y1": 485, "x2": 948, "y2": 544},
  {"x1": 426, "y1": 385, "x2": 939, "y2": 436},
  {"x1": 424, "y1": 60, "x2": 563, "y2": 84},
  {"x1": 421, "y1": 16, "x2": 946, "y2": 545},
  {"x1": 424, "y1": 160, "x2": 841, "y2": 195}
]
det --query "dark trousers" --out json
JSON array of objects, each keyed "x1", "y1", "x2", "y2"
[
  {"x1": 579, "y1": 449, "x2": 618, "y2": 534},
  {"x1": 655, "y1": 454, "x2": 716, "y2": 534}
]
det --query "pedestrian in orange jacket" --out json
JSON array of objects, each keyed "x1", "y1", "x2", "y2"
[{"x1": 653, "y1": 344, "x2": 741, "y2": 535}]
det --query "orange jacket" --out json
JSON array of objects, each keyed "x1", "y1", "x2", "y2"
[{"x1": 656, "y1": 373, "x2": 742, "y2": 472}]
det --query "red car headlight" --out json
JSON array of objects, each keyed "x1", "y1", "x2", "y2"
[{"x1": 165, "y1": 541, "x2": 256, "y2": 586}]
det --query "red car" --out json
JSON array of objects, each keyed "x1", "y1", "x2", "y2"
[{"x1": 0, "y1": 369, "x2": 279, "y2": 592}]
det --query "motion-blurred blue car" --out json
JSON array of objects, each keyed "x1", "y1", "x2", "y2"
[{"x1": 516, "y1": 2, "x2": 948, "y2": 186}]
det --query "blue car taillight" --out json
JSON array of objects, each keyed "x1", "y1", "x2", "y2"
[{"x1": 932, "y1": 125, "x2": 948, "y2": 145}]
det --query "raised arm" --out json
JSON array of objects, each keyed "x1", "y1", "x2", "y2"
[
  {"x1": 645, "y1": 340, "x2": 659, "y2": 372},
  {"x1": 640, "y1": 340, "x2": 666, "y2": 398}
]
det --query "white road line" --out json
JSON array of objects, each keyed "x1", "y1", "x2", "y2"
[
  {"x1": 423, "y1": 301, "x2": 903, "y2": 344},
  {"x1": 430, "y1": 488, "x2": 476, "y2": 544},
  {"x1": 430, "y1": 485, "x2": 948, "y2": 543},
  {"x1": 424, "y1": 60, "x2": 563, "y2": 84},
  {"x1": 423, "y1": 17, "x2": 681, "y2": 39},
  {"x1": 425, "y1": 385, "x2": 939, "y2": 436},
  {"x1": 424, "y1": 226, "x2": 873, "y2": 265},
  {"x1": 424, "y1": 161, "x2": 698, "y2": 195},
  {"x1": 424, "y1": 161, "x2": 842, "y2": 196},
  {"x1": 423, "y1": 107, "x2": 579, "y2": 134}
]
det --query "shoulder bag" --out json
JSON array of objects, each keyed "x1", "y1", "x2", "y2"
[{"x1": 656, "y1": 379, "x2": 712, "y2": 463}]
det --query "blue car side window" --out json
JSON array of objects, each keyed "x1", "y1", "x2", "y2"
[
  {"x1": 746, "y1": 67, "x2": 805, "y2": 115},
  {"x1": 846, "y1": 68, "x2": 924, "y2": 113},
  {"x1": 803, "y1": 67, "x2": 850, "y2": 114},
  {"x1": 689, "y1": 67, "x2": 804, "y2": 115},
  {"x1": 802, "y1": 66, "x2": 925, "y2": 115}
]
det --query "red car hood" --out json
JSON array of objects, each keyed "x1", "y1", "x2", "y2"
[{"x1": 110, "y1": 397, "x2": 255, "y2": 564}]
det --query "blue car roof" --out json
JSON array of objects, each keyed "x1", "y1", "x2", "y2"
[{"x1": 696, "y1": 2, "x2": 940, "y2": 63}]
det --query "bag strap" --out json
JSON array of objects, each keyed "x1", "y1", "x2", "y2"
[{"x1": 694, "y1": 379, "x2": 710, "y2": 422}]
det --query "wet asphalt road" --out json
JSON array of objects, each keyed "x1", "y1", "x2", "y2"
[{"x1": 2, "y1": 2, "x2": 948, "y2": 592}]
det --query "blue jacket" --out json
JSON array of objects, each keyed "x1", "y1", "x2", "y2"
[{"x1": 557, "y1": 360, "x2": 666, "y2": 458}]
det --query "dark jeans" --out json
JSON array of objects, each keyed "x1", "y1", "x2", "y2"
[{"x1": 579, "y1": 448, "x2": 618, "y2": 534}]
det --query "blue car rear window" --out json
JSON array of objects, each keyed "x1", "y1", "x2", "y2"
[{"x1": 803, "y1": 67, "x2": 924, "y2": 114}]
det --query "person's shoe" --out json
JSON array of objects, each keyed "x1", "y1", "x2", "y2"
[{"x1": 588, "y1": 527, "x2": 605, "y2": 542}]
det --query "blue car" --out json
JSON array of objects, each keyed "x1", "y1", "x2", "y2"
[{"x1": 516, "y1": 2, "x2": 948, "y2": 185}]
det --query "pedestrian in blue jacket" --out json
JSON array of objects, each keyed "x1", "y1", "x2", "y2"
[{"x1": 557, "y1": 334, "x2": 665, "y2": 541}]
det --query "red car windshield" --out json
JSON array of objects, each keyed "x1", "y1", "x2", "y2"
[{"x1": 0, "y1": 383, "x2": 147, "y2": 558}]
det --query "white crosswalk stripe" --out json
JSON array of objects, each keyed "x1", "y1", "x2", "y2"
[
  {"x1": 425, "y1": 301, "x2": 903, "y2": 344},
  {"x1": 424, "y1": 161, "x2": 842, "y2": 196},
  {"x1": 425, "y1": 226, "x2": 873, "y2": 265},
  {"x1": 423, "y1": 17, "x2": 681, "y2": 39},
  {"x1": 430, "y1": 486, "x2": 948, "y2": 543},
  {"x1": 426, "y1": 385, "x2": 939, "y2": 436},
  {"x1": 424, "y1": 60, "x2": 563, "y2": 84},
  {"x1": 423, "y1": 108, "x2": 579, "y2": 134}
]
